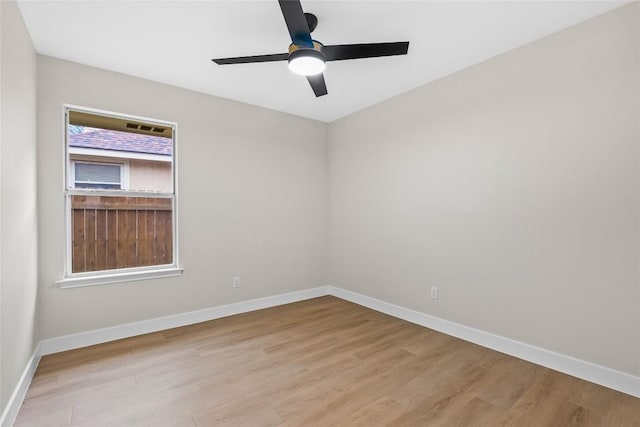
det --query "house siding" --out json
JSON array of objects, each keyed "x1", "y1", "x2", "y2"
[{"x1": 129, "y1": 159, "x2": 172, "y2": 193}]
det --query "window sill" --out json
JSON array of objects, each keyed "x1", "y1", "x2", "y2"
[{"x1": 56, "y1": 266, "x2": 184, "y2": 289}]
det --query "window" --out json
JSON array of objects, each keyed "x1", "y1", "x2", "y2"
[
  {"x1": 72, "y1": 161, "x2": 123, "y2": 189},
  {"x1": 58, "y1": 106, "x2": 182, "y2": 288}
]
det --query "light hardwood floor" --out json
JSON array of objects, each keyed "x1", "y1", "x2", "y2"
[{"x1": 15, "y1": 296, "x2": 639, "y2": 426}]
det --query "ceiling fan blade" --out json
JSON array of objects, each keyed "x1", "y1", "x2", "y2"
[
  {"x1": 212, "y1": 53, "x2": 289, "y2": 65},
  {"x1": 306, "y1": 73, "x2": 328, "y2": 97},
  {"x1": 323, "y1": 42, "x2": 409, "y2": 61},
  {"x1": 278, "y1": 0, "x2": 313, "y2": 48}
]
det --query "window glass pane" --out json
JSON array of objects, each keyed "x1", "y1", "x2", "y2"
[
  {"x1": 66, "y1": 109, "x2": 176, "y2": 277},
  {"x1": 70, "y1": 195, "x2": 173, "y2": 273},
  {"x1": 69, "y1": 125, "x2": 173, "y2": 193},
  {"x1": 75, "y1": 163, "x2": 121, "y2": 184}
]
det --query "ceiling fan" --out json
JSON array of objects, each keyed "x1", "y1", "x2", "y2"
[{"x1": 212, "y1": 0, "x2": 410, "y2": 97}]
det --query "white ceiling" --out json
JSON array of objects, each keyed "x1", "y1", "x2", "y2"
[{"x1": 18, "y1": 1, "x2": 626, "y2": 123}]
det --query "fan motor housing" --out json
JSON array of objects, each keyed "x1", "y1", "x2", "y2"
[{"x1": 288, "y1": 41, "x2": 325, "y2": 58}]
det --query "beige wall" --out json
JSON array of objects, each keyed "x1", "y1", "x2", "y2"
[
  {"x1": 37, "y1": 56, "x2": 328, "y2": 339},
  {"x1": 329, "y1": 4, "x2": 639, "y2": 376},
  {"x1": 0, "y1": 0, "x2": 39, "y2": 415}
]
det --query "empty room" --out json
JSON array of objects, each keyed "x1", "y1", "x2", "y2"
[{"x1": 1, "y1": 0, "x2": 639, "y2": 426}]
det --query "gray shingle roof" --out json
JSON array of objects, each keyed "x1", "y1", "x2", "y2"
[{"x1": 69, "y1": 126, "x2": 172, "y2": 156}]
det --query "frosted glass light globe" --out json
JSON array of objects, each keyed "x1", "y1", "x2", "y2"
[{"x1": 288, "y1": 49, "x2": 326, "y2": 76}]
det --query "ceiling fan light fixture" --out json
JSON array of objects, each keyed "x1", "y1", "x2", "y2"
[
  {"x1": 211, "y1": 2, "x2": 410, "y2": 97},
  {"x1": 288, "y1": 48, "x2": 326, "y2": 76}
]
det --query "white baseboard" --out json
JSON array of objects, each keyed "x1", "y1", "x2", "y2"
[
  {"x1": 40, "y1": 286, "x2": 329, "y2": 355},
  {"x1": 328, "y1": 286, "x2": 640, "y2": 398},
  {"x1": 0, "y1": 344, "x2": 41, "y2": 427},
  {"x1": 5, "y1": 284, "x2": 637, "y2": 427}
]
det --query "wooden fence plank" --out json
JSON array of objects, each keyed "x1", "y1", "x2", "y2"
[
  {"x1": 137, "y1": 210, "x2": 149, "y2": 267},
  {"x1": 85, "y1": 209, "x2": 97, "y2": 272},
  {"x1": 95, "y1": 210, "x2": 107, "y2": 272},
  {"x1": 161, "y1": 210, "x2": 173, "y2": 264},
  {"x1": 115, "y1": 209, "x2": 125, "y2": 270},
  {"x1": 106, "y1": 210, "x2": 118, "y2": 270},
  {"x1": 156, "y1": 210, "x2": 168, "y2": 265},
  {"x1": 72, "y1": 209, "x2": 86, "y2": 273},
  {"x1": 126, "y1": 210, "x2": 137, "y2": 266}
]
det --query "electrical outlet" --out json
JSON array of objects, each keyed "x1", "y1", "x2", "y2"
[
  {"x1": 233, "y1": 277, "x2": 240, "y2": 288},
  {"x1": 431, "y1": 286, "x2": 438, "y2": 300}
]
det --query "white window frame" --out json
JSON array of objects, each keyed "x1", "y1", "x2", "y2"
[
  {"x1": 70, "y1": 159, "x2": 128, "y2": 190},
  {"x1": 56, "y1": 105, "x2": 182, "y2": 288}
]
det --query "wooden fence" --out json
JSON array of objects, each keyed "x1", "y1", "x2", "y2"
[{"x1": 71, "y1": 195, "x2": 173, "y2": 273}]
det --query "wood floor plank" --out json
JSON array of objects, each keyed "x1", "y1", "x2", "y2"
[
  {"x1": 15, "y1": 296, "x2": 640, "y2": 426},
  {"x1": 439, "y1": 396, "x2": 508, "y2": 427}
]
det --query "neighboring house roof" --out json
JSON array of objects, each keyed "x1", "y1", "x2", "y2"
[{"x1": 69, "y1": 126, "x2": 172, "y2": 156}]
